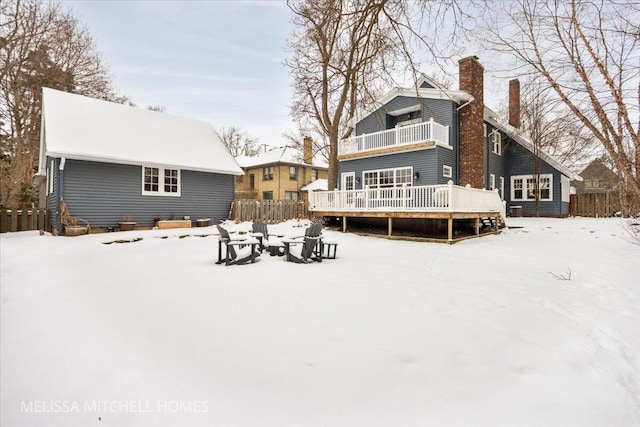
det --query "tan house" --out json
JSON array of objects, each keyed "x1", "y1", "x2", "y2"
[{"x1": 235, "y1": 138, "x2": 328, "y2": 201}]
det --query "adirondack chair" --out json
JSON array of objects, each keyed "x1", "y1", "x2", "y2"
[
  {"x1": 251, "y1": 220, "x2": 284, "y2": 254},
  {"x1": 216, "y1": 225, "x2": 260, "y2": 265},
  {"x1": 284, "y1": 236, "x2": 321, "y2": 263}
]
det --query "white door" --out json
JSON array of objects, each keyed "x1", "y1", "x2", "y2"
[{"x1": 341, "y1": 172, "x2": 355, "y2": 207}]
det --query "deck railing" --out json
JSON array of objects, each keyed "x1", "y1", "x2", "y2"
[
  {"x1": 309, "y1": 181, "x2": 506, "y2": 218},
  {"x1": 339, "y1": 118, "x2": 450, "y2": 156}
]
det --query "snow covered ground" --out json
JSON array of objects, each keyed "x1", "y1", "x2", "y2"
[{"x1": 1, "y1": 217, "x2": 639, "y2": 426}]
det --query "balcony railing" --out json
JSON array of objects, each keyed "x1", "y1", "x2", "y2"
[
  {"x1": 309, "y1": 181, "x2": 506, "y2": 219},
  {"x1": 339, "y1": 118, "x2": 450, "y2": 156}
]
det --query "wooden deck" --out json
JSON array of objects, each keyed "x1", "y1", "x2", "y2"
[
  {"x1": 308, "y1": 182, "x2": 505, "y2": 243},
  {"x1": 311, "y1": 209, "x2": 502, "y2": 244}
]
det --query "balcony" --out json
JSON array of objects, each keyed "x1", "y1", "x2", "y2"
[{"x1": 339, "y1": 118, "x2": 450, "y2": 157}]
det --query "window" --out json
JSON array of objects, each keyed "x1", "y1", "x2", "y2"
[
  {"x1": 489, "y1": 174, "x2": 495, "y2": 190},
  {"x1": 491, "y1": 131, "x2": 501, "y2": 155},
  {"x1": 263, "y1": 191, "x2": 273, "y2": 200},
  {"x1": 249, "y1": 174, "x2": 255, "y2": 189},
  {"x1": 511, "y1": 174, "x2": 553, "y2": 201},
  {"x1": 311, "y1": 169, "x2": 317, "y2": 181},
  {"x1": 263, "y1": 166, "x2": 273, "y2": 181},
  {"x1": 443, "y1": 165, "x2": 452, "y2": 178},
  {"x1": 289, "y1": 166, "x2": 297, "y2": 180},
  {"x1": 585, "y1": 179, "x2": 602, "y2": 189},
  {"x1": 499, "y1": 176, "x2": 505, "y2": 200},
  {"x1": 362, "y1": 167, "x2": 413, "y2": 189},
  {"x1": 142, "y1": 166, "x2": 180, "y2": 196},
  {"x1": 164, "y1": 169, "x2": 179, "y2": 193},
  {"x1": 285, "y1": 191, "x2": 298, "y2": 201}
]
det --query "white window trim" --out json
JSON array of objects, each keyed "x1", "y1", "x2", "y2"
[
  {"x1": 443, "y1": 165, "x2": 453, "y2": 178},
  {"x1": 491, "y1": 131, "x2": 502, "y2": 155},
  {"x1": 489, "y1": 174, "x2": 496, "y2": 190},
  {"x1": 142, "y1": 165, "x2": 181, "y2": 197},
  {"x1": 362, "y1": 166, "x2": 413, "y2": 189},
  {"x1": 510, "y1": 174, "x2": 553, "y2": 202},
  {"x1": 499, "y1": 176, "x2": 505, "y2": 200}
]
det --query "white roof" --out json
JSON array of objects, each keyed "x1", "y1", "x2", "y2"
[
  {"x1": 300, "y1": 179, "x2": 328, "y2": 192},
  {"x1": 38, "y1": 88, "x2": 243, "y2": 175},
  {"x1": 236, "y1": 146, "x2": 328, "y2": 169},
  {"x1": 483, "y1": 107, "x2": 582, "y2": 181}
]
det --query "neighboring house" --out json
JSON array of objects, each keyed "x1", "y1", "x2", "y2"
[
  {"x1": 570, "y1": 157, "x2": 621, "y2": 216},
  {"x1": 334, "y1": 55, "x2": 581, "y2": 217},
  {"x1": 37, "y1": 88, "x2": 243, "y2": 232},
  {"x1": 235, "y1": 138, "x2": 328, "y2": 201},
  {"x1": 572, "y1": 158, "x2": 618, "y2": 194}
]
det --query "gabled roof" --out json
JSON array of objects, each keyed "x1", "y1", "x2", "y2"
[
  {"x1": 484, "y1": 107, "x2": 582, "y2": 181},
  {"x1": 236, "y1": 146, "x2": 328, "y2": 169},
  {"x1": 38, "y1": 88, "x2": 243, "y2": 175},
  {"x1": 351, "y1": 87, "x2": 473, "y2": 127}
]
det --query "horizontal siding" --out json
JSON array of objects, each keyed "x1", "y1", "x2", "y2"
[
  {"x1": 436, "y1": 146, "x2": 456, "y2": 185},
  {"x1": 504, "y1": 141, "x2": 566, "y2": 216},
  {"x1": 62, "y1": 159, "x2": 234, "y2": 227},
  {"x1": 338, "y1": 149, "x2": 438, "y2": 188}
]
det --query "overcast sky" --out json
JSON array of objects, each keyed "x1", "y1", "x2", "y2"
[
  {"x1": 61, "y1": 0, "x2": 509, "y2": 149},
  {"x1": 62, "y1": 0, "x2": 293, "y2": 148}
]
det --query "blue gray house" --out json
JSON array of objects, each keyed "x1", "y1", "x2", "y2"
[
  {"x1": 332, "y1": 56, "x2": 581, "y2": 217},
  {"x1": 37, "y1": 88, "x2": 243, "y2": 232}
]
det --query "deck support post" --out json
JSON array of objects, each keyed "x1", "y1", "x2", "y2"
[
  {"x1": 447, "y1": 217, "x2": 453, "y2": 243},
  {"x1": 388, "y1": 217, "x2": 393, "y2": 236},
  {"x1": 494, "y1": 216, "x2": 499, "y2": 232},
  {"x1": 342, "y1": 216, "x2": 347, "y2": 233},
  {"x1": 475, "y1": 217, "x2": 480, "y2": 235}
]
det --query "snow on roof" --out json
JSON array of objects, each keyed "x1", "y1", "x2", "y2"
[
  {"x1": 300, "y1": 179, "x2": 328, "y2": 192},
  {"x1": 483, "y1": 107, "x2": 582, "y2": 181},
  {"x1": 38, "y1": 88, "x2": 243, "y2": 175},
  {"x1": 236, "y1": 146, "x2": 328, "y2": 169}
]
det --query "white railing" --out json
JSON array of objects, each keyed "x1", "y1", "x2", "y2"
[
  {"x1": 309, "y1": 181, "x2": 506, "y2": 218},
  {"x1": 339, "y1": 118, "x2": 450, "y2": 156}
]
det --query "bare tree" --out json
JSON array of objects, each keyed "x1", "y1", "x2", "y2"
[
  {"x1": 0, "y1": 0, "x2": 117, "y2": 208},
  {"x1": 218, "y1": 126, "x2": 260, "y2": 157},
  {"x1": 484, "y1": 0, "x2": 640, "y2": 211},
  {"x1": 516, "y1": 78, "x2": 598, "y2": 215},
  {"x1": 285, "y1": 0, "x2": 474, "y2": 190}
]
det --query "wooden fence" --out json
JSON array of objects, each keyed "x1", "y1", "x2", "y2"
[
  {"x1": 570, "y1": 192, "x2": 618, "y2": 217},
  {"x1": 230, "y1": 200, "x2": 309, "y2": 223},
  {"x1": 0, "y1": 208, "x2": 51, "y2": 233}
]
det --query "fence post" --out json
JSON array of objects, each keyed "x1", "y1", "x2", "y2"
[{"x1": 448, "y1": 180, "x2": 454, "y2": 210}]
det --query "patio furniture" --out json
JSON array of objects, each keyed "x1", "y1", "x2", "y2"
[
  {"x1": 320, "y1": 240, "x2": 338, "y2": 259},
  {"x1": 251, "y1": 220, "x2": 284, "y2": 254},
  {"x1": 216, "y1": 225, "x2": 260, "y2": 265},
  {"x1": 283, "y1": 236, "x2": 321, "y2": 263}
]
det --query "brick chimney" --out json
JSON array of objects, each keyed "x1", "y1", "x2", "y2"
[
  {"x1": 458, "y1": 56, "x2": 484, "y2": 188},
  {"x1": 508, "y1": 79, "x2": 521, "y2": 128},
  {"x1": 303, "y1": 136, "x2": 313, "y2": 165}
]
